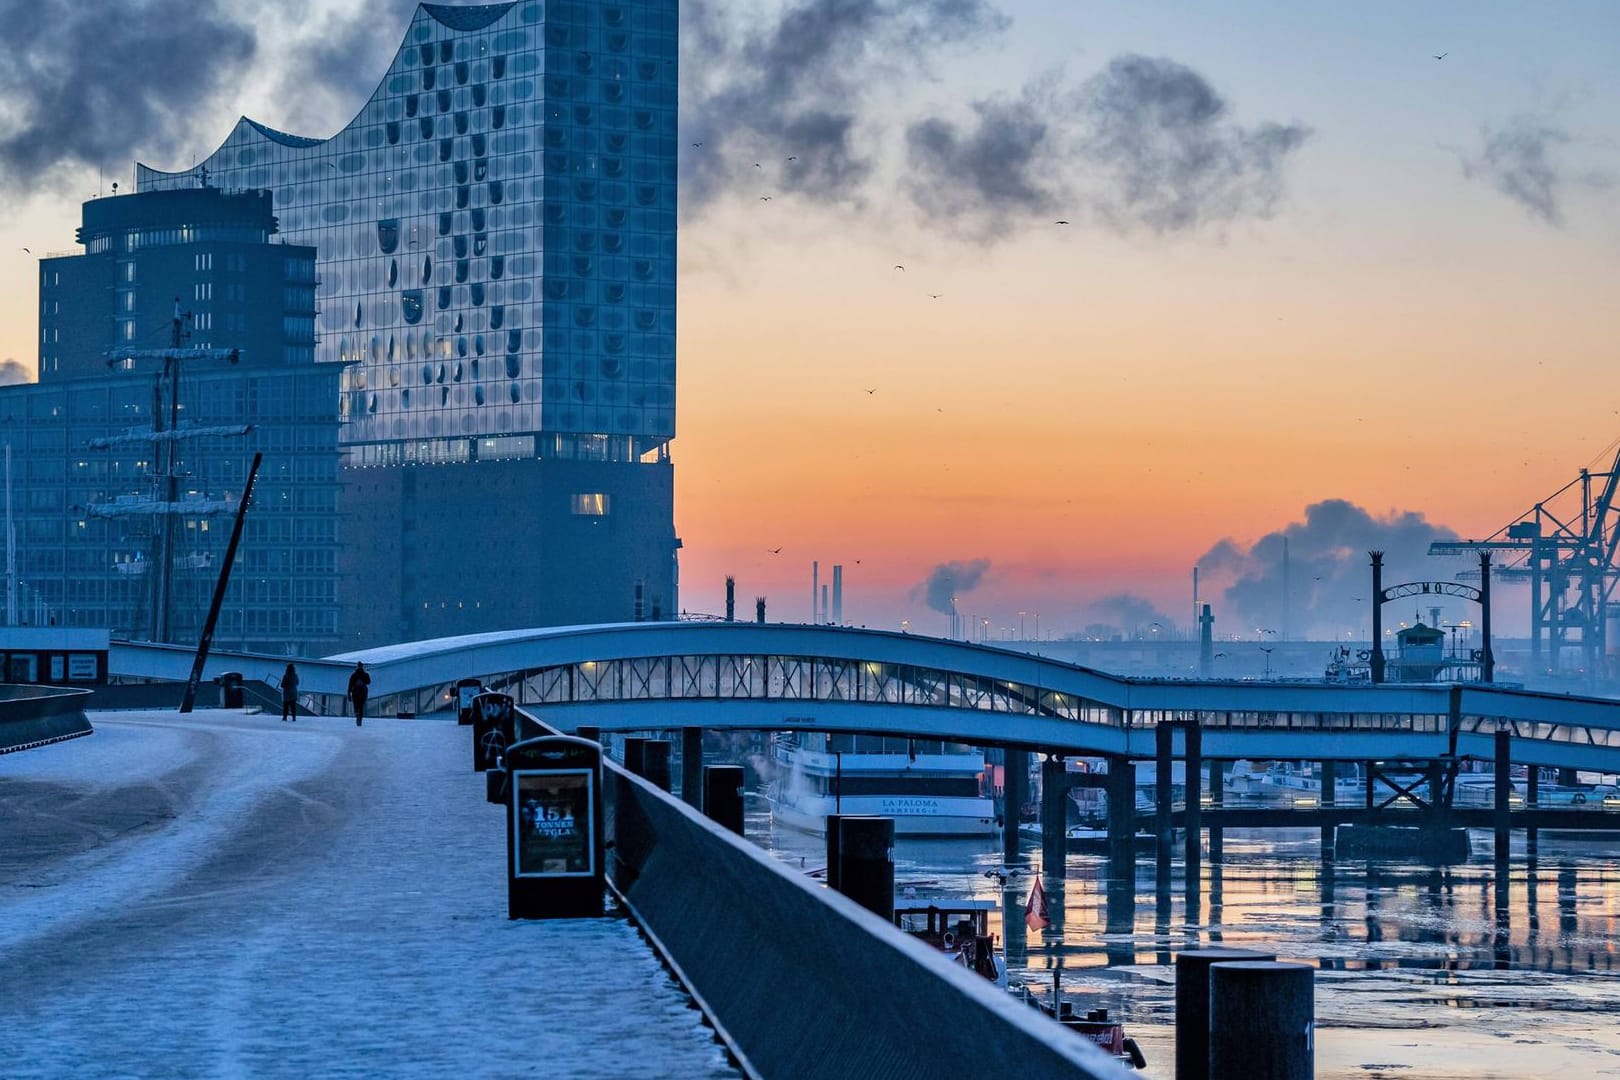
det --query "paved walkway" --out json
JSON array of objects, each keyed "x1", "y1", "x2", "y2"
[{"x1": 0, "y1": 710, "x2": 739, "y2": 1079}]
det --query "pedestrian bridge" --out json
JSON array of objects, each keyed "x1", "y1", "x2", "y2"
[{"x1": 109, "y1": 622, "x2": 1620, "y2": 771}]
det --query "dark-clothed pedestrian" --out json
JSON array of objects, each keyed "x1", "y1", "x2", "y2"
[
  {"x1": 349, "y1": 661, "x2": 371, "y2": 727},
  {"x1": 281, "y1": 662, "x2": 300, "y2": 722}
]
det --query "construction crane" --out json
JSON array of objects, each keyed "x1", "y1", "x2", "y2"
[{"x1": 1429, "y1": 443, "x2": 1620, "y2": 681}]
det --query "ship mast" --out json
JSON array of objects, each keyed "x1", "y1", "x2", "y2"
[{"x1": 97, "y1": 303, "x2": 243, "y2": 642}]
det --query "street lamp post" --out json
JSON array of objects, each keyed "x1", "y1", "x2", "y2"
[{"x1": 1260, "y1": 645, "x2": 1275, "y2": 679}]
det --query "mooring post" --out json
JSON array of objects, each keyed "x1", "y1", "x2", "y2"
[
  {"x1": 621, "y1": 735, "x2": 647, "y2": 777},
  {"x1": 680, "y1": 727, "x2": 703, "y2": 807},
  {"x1": 1183, "y1": 720, "x2": 1203, "y2": 923},
  {"x1": 1003, "y1": 747, "x2": 1028, "y2": 865},
  {"x1": 824, "y1": 813, "x2": 843, "y2": 892},
  {"x1": 640, "y1": 739, "x2": 672, "y2": 792},
  {"x1": 701, "y1": 764, "x2": 745, "y2": 836},
  {"x1": 1041, "y1": 753, "x2": 1067, "y2": 879},
  {"x1": 836, "y1": 816, "x2": 895, "y2": 921},
  {"x1": 1208, "y1": 758, "x2": 1224, "y2": 864},
  {"x1": 1175, "y1": 948, "x2": 1276, "y2": 1080},
  {"x1": 1208, "y1": 961, "x2": 1315, "y2": 1080}
]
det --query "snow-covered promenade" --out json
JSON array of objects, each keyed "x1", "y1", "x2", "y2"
[{"x1": 0, "y1": 710, "x2": 739, "y2": 1079}]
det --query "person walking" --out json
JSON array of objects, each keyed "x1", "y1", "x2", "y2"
[
  {"x1": 280, "y1": 662, "x2": 300, "y2": 722},
  {"x1": 348, "y1": 661, "x2": 371, "y2": 727}
]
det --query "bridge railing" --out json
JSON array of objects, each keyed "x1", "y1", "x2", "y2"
[
  {"x1": 0, "y1": 684, "x2": 94, "y2": 755},
  {"x1": 512, "y1": 707, "x2": 1124, "y2": 1079}
]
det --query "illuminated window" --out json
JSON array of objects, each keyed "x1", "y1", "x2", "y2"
[{"x1": 571, "y1": 493, "x2": 611, "y2": 516}]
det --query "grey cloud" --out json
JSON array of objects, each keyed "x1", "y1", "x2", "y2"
[
  {"x1": 0, "y1": 0, "x2": 255, "y2": 187},
  {"x1": 1077, "y1": 55, "x2": 1311, "y2": 234},
  {"x1": 905, "y1": 87, "x2": 1058, "y2": 239},
  {"x1": 911, "y1": 558, "x2": 991, "y2": 616},
  {"x1": 681, "y1": 0, "x2": 1008, "y2": 214},
  {"x1": 1197, "y1": 499, "x2": 1458, "y2": 640},
  {"x1": 903, "y1": 54, "x2": 1311, "y2": 238},
  {"x1": 0, "y1": 359, "x2": 32, "y2": 385},
  {"x1": 1462, "y1": 117, "x2": 1572, "y2": 226}
]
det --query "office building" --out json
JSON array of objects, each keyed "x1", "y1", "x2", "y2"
[{"x1": 6, "y1": 187, "x2": 342, "y2": 651}]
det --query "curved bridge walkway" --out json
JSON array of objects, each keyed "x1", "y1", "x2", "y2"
[{"x1": 113, "y1": 623, "x2": 1620, "y2": 772}]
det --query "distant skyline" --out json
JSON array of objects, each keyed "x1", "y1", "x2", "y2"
[{"x1": 1, "y1": 0, "x2": 1617, "y2": 642}]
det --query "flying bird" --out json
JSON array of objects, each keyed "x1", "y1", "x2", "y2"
[
  {"x1": 767, "y1": 547, "x2": 783, "y2": 554},
  {"x1": 753, "y1": 162, "x2": 762, "y2": 168},
  {"x1": 864, "y1": 388, "x2": 877, "y2": 395},
  {"x1": 927, "y1": 293, "x2": 942, "y2": 299},
  {"x1": 1055, "y1": 220, "x2": 1069, "y2": 225},
  {"x1": 786, "y1": 156, "x2": 797, "y2": 162},
  {"x1": 1433, "y1": 52, "x2": 1447, "y2": 60},
  {"x1": 20, "y1": 247, "x2": 30, "y2": 254},
  {"x1": 759, "y1": 196, "x2": 772, "y2": 201},
  {"x1": 893, "y1": 264, "x2": 905, "y2": 271},
  {"x1": 691, "y1": 142, "x2": 703, "y2": 148}
]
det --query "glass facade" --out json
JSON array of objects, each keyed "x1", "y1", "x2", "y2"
[{"x1": 135, "y1": 1, "x2": 679, "y2": 460}]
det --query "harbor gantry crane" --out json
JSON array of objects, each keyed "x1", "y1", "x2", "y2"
[{"x1": 1429, "y1": 443, "x2": 1620, "y2": 681}]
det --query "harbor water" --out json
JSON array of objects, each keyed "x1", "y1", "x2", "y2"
[{"x1": 751, "y1": 804, "x2": 1620, "y2": 1078}]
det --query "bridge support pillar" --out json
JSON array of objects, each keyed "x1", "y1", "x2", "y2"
[
  {"x1": 1106, "y1": 755, "x2": 1136, "y2": 936},
  {"x1": 1184, "y1": 722, "x2": 1203, "y2": 923},
  {"x1": 1494, "y1": 729, "x2": 1512, "y2": 917},
  {"x1": 1320, "y1": 760, "x2": 1337, "y2": 860},
  {"x1": 1003, "y1": 748, "x2": 1028, "y2": 865},
  {"x1": 680, "y1": 727, "x2": 703, "y2": 808},
  {"x1": 1155, "y1": 722, "x2": 1173, "y2": 907},
  {"x1": 1041, "y1": 754, "x2": 1067, "y2": 879},
  {"x1": 1526, "y1": 766, "x2": 1539, "y2": 856},
  {"x1": 1208, "y1": 759, "x2": 1225, "y2": 864}
]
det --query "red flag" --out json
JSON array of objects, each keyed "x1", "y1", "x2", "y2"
[{"x1": 1024, "y1": 876, "x2": 1051, "y2": 930}]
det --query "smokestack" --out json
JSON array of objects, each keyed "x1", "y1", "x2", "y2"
[
  {"x1": 812, "y1": 561, "x2": 819, "y2": 624},
  {"x1": 651, "y1": 596, "x2": 662, "y2": 621},
  {"x1": 1199, "y1": 603, "x2": 1214, "y2": 677},
  {"x1": 1429, "y1": 605, "x2": 1441, "y2": 629},
  {"x1": 725, "y1": 576, "x2": 736, "y2": 622},
  {"x1": 832, "y1": 565, "x2": 843, "y2": 626},
  {"x1": 820, "y1": 585, "x2": 829, "y2": 625},
  {"x1": 756, "y1": 597, "x2": 766, "y2": 624},
  {"x1": 634, "y1": 581, "x2": 645, "y2": 622}
]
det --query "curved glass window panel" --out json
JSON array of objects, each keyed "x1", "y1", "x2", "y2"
[
  {"x1": 470, "y1": 282, "x2": 485, "y2": 306},
  {"x1": 472, "y1": 83, "x2": 487, "y2": 107},
  {"x1": 489, "y1": 181, "x2": 504, "y2": 204},
  {"x1": 490, "y1": 256, "x2": 505, "y2": 280},
  {"x1": 401, "y1": 290, "x2": 424, "y2": 324},
  {"x1": 475, "y1": 385, "x2": 486, "y2": 406},
  {"x1": 491, "y1": 104, "x2": 506, "y2": 129},
  {"x1": 509, "y1": 382, "x2": 522, "y2": 404},
  {"x1": 453, "y1": 235, "x2": 468, "y2": 258},
  {"x1": 473, "y1": 236, "x2": 488, "y2": 256},
  {"x1": 422, "y1": 66, "x2": 436, "y2": 91},
  {"x1": 388, "y1": 259, "x2": 398, "y2": 287},
  {"x1": 455, "y1": 259, "x2": 469, "y2": 283},
  {"x1": 354, "y1": 301, "x2": 364, "y2": 328},
  {"x1": 453, "y1": 362, "x2": 463, "y2": 382},
  {"x1": 471, "y1": 133, "x2": 487, "y2": 157},
  {"x1": 436, "y1": 363, "x2": 446, "y2": 384},
  {"x1": 492, "y1": 56, "x2": 506, "y2": 79},
  {"x1": 437, "y1": 286, "x2": 453, "y2": 310},
  {"x1": 422, "y1": 256, "x2": 432, "y2": 284},
  {"x1": 454, "y1": 161, "x2": 469, "y2": 185},
  {"x1": 471, "y1": 207, "x2": 486, "y2": 232},
  {"x1": 490, "y1": 305, "x2": 504, "y2": 329},
  {"x1": 474, "y1": 159, "x2": 488, "y2": 182},
  {"x1": 386, "y1": 121, "x2": 401, "y2": 145},
  {"x1": 455, "y1": 112, "x2": 469, "y2": 136},
  {"x1": 439, "y1": 139, "x2": 453, "y2": 162},
  {"x1": 418, "y1": 43, "x2": 434, "y2": 66},
  {"x1": 438, "y1": 89, "x2": 452, "y2": 113},
  {"x1": 474, "y1": 335, "x2": 485, "y2": 356},
  {"x1": 455, "y1": 186, "x2": 469, "y2": 209},
  {"x1": 405, "y1": 94, "x2": 419, "y2": 118}
]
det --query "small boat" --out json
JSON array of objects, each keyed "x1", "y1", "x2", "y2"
[
  {"x1": 1012, "y1": 967, "x2": 1147, "y2": 1070},
  {"x1": 1016, "y1": 821, "x2": 1158, "y2": 853},
  {"x1": 893, "y1": 895, "x2": 1008, "y2": 988}
]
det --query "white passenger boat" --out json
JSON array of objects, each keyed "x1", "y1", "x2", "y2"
[{"x1": 766, "y1": 732, "x2": 998, "y2": 837}]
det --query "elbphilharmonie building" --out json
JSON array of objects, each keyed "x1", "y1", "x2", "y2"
[{"x1": 138, "y1": 2, "x2": 680, "y2": 645}]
